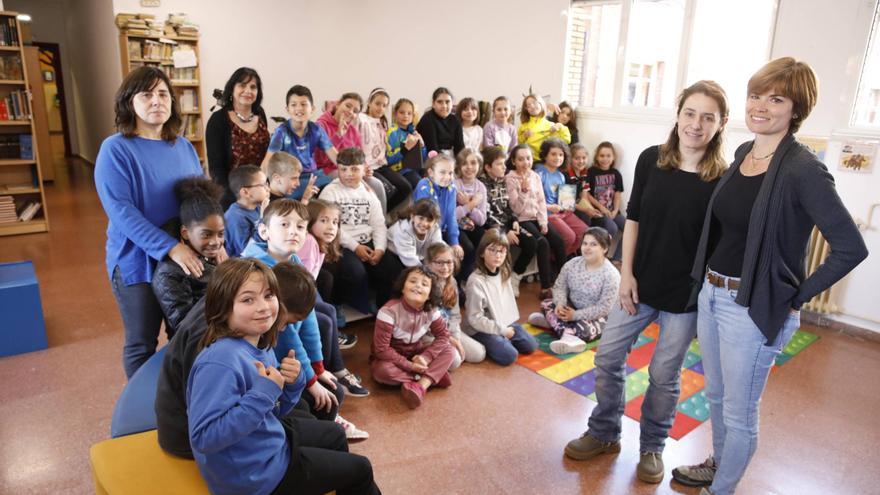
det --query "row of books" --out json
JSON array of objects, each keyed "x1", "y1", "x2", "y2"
[
  {"x1": 127, "y1": 39, "x2": 175, "y2": 61},
  {"x1": 117, "y1": 12, "x2": 199, "y2": 38},
  {"x1": 179, "y1": 89, "x2": 199, "y2": 112},
  {"x1": 0, "y1": 197, "x2": 41, "y2": 224},
  {"x1": 0, "y1": 54, "x2": 23, "y2": 80},
  {"x1": 0, "y1": 17, "x2": 19, "y2": 47},
  {"x1": 128, "y1": 62, "x2": 200, "y2": 84},
  {"x1": 0, "y1": 134, "x2": 32, "y2": 159},
  {"x1": 0, "y1": 90, "x2": 30, "y2": 121},
  {"x1": 181, "y1": 115, "x2": 201, "y2": 140}
]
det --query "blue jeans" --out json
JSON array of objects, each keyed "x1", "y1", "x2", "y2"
[
  {"x1": 697, "y1": 275, "x2": 799, "y2": 495},
  {"x1": 110, "y1": 266, "x2": 165, "y2": 379},
  {"x1": 470, "y1": 323, "x2": 537, "y2": 366},
  {"x1": 587, "y1": 303, "x2": 697, "y2": 452}
]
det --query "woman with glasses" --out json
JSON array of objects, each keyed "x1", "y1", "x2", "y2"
[
  {"x1": 95, "y1": 66, "x2": 205, "y2": 378},
  {"x1": 462, "y1": 229, "x2": 538, "y2": 366}
]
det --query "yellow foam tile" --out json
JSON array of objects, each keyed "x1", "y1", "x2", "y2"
[
  {"x1": 523, "y1": 323, "x2": 543, "y2": 336},
  {"x1": 538, "y1": 351, "x2": 596, "y2": 383}
]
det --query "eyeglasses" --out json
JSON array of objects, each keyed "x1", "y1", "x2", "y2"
[
  {"x1": 431, "y1": 260, "x2": 455, "y2": 266},
  {"x1": 486, "y1": 246, "x2": 508, "y2": 255},
  {"x1": 243, "y1": 182, "x2": 269, "y2": 189}
]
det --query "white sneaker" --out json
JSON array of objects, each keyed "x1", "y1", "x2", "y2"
[
  {"x1": 512, "y1": 272, "x2": 522, "y2": 297},
  {"x1": 335, "y1": 415, "x2": 369, "y2": 441},
  {"x1": 549, "y1": 333, "x2": 587, "y2": 355},
  {"x1": 528, "y1": 312, "x2": 549, "y2": 328}
]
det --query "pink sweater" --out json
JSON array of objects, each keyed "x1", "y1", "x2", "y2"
[
  {"x1": 357, "y1": 113, "x2": 388, "y2": 170},
  {"x1": 297, "y1": 233, "x2": 324, "y2": 279},
  {"x1": 315, "y1": 110, "x2": 362, "y2": 174},
  {"x1": 505, "y1": 170, "x2": 548, "y2": 226}
]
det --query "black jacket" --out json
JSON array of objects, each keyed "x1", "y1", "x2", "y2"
[
  {"x1": 151, "y1": 258, "x2": 215, "y2": 339},
  {"x1": 416, "y1": 109, "x2": 464, "y2": 156},
  {"x1": 691, "y1": 134, "x2": 868, "y2": 343}
]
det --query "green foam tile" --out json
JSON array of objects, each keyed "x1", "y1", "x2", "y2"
[
  {"x1": 774, "y1": 352, "x2": 794, "y2": 366},
  {"x1": 681, "y1": 351, "x2": 701, "y2": 370},
  {"x1": 677, "y1": 390, "x2": 710, "y2": 421},
  {"x1": 688, "y1": 338, "x2": 701, "y2": 356},
  {"x1": 633, "y1": 334, "x2": 652, "y2": 349},
  {"x1": 782, "y1": 330, "x2": 819, "y2": 356},
  {"x1": 625, "y1": 369, "x2": 650, "y2": 401}
]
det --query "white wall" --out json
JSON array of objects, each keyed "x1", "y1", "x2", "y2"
[
  {"x1": 6, "y1": 0, "x2": 82, "y2": 156},
  {"x1": 578, "y1": 0, "x2": 880, "y2": 328},
  {"x1": 111, "y1": 0, "x2": 570, "y2": 126}
]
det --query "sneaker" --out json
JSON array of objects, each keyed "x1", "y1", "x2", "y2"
[
  {"x1": 539, "y1": 288, "x2": 553, "y2": 300},
  {"x1": 401, "y1": 381, "x2": 425, "y2": 409},
  {"x1": 549, "y1": 333, "x2": 587, "y2": 355},
  {"x1": 338, "y1": 331, "x2": 358, "y2": 350},
  {"x1": 528, "y1": 312, "x2": 549, "y2": 329},
  {"x1": 335, "y1": 370, "x2": 370, "y2": 397},
  {"x1": 512, "y1": 272, "x2": 522, "y2": 297},
  {"x1": 434, "y1": 372, "x2": 452, "y2": 388},
  {"x1": 699, "y1": 489, "x2": 714, "y2": 495},
  {"x1": 335, "y1": 415, "x2": 369, "y2": 441},
  {"x1": 637, "y1": 452, "x2": 664, "y2": 483},
  {"x1": 564, "y1": 433, "x2": 621, "y2": 461},
  {"x1": 672, "y1": 456, "x2": 716, "y2": 487}
]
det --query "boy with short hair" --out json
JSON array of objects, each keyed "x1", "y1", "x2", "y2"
[
  {"x1": 224, "y1": 164, "x2": 269, "y2": 257},
  {"x1": 318, "y1": 148, "x2": 399, "y2": 310},
  {"x1": 263, "y1": 85, "x2": 337, "y2": 199},
  {"x1": 242, "y1": 200, "x2": 370, "y2": 436},
  {"x1": 266, "y1": 151, "x2": 319, "y2": 203}
]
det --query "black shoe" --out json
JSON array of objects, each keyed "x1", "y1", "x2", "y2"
[
  {"x1": 338, "y1": 332, "x2": 358, "y2": 350},
  {"x1": 336, "y1": 371, "x2": 370, "y2": 397},
  {"x1": 672, "y1": 456, "x2": 716, "y2": 487}
]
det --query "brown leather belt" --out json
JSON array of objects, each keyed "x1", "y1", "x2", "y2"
[{"x1": 707, "y1": 272, "x2": 740, "y2": 290}]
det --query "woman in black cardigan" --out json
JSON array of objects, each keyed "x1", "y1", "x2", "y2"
[
  {"x1": 673, "y1": 58, "x2": 868, "y2": 495},
  {"x1": 206, "y1": 67, "x2": 269, "y2": 208}
]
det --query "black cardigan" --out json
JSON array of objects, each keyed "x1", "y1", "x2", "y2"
[
  {"x1": 205, "y1": 108, "x2": 268, "y2": 208},
  {"x1": 416, "y1": 109, "x2": 464, "y2": 156},
  {"x1": 690, "y1": 134, "x2": 868, "y2": 343}
]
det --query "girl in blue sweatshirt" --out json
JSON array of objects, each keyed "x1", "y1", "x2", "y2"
[{"x1": 187, "y1": 258, "x2": 379, "y2": 495}]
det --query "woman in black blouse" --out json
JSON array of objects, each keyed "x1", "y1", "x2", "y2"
[
  {"x1": 206, "y1": 67, "x2": 270, "y2": 208},
  {"x1": 673, "y1": 58, "x2": 867, "y2": 495},
  {"x1": 563, "y1": 81, "x2": 729, "y2": 485}
]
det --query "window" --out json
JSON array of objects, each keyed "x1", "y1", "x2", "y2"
[
  {"x1": 565, "y1": 0, "x2": 777, "y2": 118},
  {"x1": 853, "y1": 2, "x2": 880, "y2": 128}
]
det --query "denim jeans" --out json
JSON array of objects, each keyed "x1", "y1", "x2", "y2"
[
  {"x1": 110, "y1": 266, "x2": 165, "y2": 379},
  {"x1": 469, "y1": 323, "x2": 537, "y2": 366},
  {"x1": 587, "y1": 303, "x2": 697, "y2": 452},
  {"x1": 697, "y1": 276, "x2": 799, "y2": 495}
]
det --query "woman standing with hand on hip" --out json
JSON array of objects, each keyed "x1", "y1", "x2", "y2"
[
  {"x1": 673, "y1": 58, "x2": 867, "y2": 495},
  {"x1": 95, "y1": 67, "x2": 208, "y2": 378},
  {"x1": 564, "y1": 81, "x2": 729, "y2": 485}
]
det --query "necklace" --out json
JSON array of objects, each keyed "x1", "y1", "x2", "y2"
[
  {"x1": 750, "y1": 148, "x2": 775, "y2": 161},
  {"x1": 234, "y1": 111, "x2": 255, "y2": 123}
]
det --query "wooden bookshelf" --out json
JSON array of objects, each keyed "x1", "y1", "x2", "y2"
[
  {"x1": 118, "y1": 26, "x2": 205, "y2": 163},
  {"x1": 0, "y1": 11, "x2": 49, "y2": 237}
]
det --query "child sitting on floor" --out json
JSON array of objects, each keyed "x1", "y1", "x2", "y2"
[
  {"x1": 528, "y1": 227, "x2": 620, "y2": 355},
  {"x1": 186, "y1": 258, "x2": 379, "y2": 495},
  {"x1": 153, "y1": 177, "x2": 226, "y2": 338},
  {"x1": 223, "y1": 165, "x2": 267, "y2": 257},
  {"x1": 371, "y1": 265, "x2": 455, "y2": 409},
  {"x1": 463, "y1": 229, "x2": 538, "y2": 366}
]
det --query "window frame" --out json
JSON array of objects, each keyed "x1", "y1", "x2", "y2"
[{"x1": 850, "y1": 0, "x2": 880, "y2": 132}]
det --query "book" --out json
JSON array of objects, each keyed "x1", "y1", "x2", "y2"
[
  {"x1": 558, "y1": 184, "x2": 577, "y2": 211},
  {"x1": 18, "y1": 202, "x2": 41, "y2": 222}
]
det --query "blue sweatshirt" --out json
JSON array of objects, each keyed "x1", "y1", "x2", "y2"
[
  {"x1": 386, "y1": 123, "x2": 426, "y2": 171},
  {"x1": 240, "y1": 240, "x2": 325, "y2": 384},
  {"x1": 223, "y1": 202, "x2": 261, "y2": 257},
  {"x1": 94, "y1": 133, "x2": 202, "y2": 284},
  {"x1": 187, "y1": 337, "x2": 306, "y2": 495},
  {"x1": 535, "y1": 164, "x2": 567, "y2": 207},
  {"x1": 413, "y1": 177, "x2": 460, "y2": 245}
]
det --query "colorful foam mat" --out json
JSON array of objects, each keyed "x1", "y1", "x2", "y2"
[{"x1": 517, "y1": 323, "x2": 819, "y2": 439}]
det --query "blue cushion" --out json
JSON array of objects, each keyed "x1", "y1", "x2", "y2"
[{"x1": 111, "y1": 346, "x2": 167, "y2": 438}]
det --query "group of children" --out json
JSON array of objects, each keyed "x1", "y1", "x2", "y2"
[{"x1": 152, "y1": 84, "x2": 632, "y2": 495}]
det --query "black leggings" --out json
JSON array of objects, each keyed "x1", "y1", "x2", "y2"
[
  {"x1": 273, "y1": 416, "x2": 380, "y2": 495},
  {"x1": 457, "y1": 225, "x2": 485, "y2": 282},
  {"x1": 510, "y1": 226, "x2": 553, "y2": 289},
  {"x1": 315, "y1": 298, "x2": 343, "y2": 372},
  {"x1": 330, "y1": 243, "x2": 404, "y2": 311},
  {"x1": 375, "y1": 166, "x2": 413, "y2": 211},
  {"x1": 519, "y1": 220, "x2": 559, "y2": 286}
]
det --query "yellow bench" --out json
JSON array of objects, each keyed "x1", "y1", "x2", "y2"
[{"x1": 90, "y1": 429, "x2": 209, "y2": 495}]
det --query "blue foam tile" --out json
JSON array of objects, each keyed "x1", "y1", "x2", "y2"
[
  {"x1": 561, "y1": 369, "x2": 598, "y2": 397},
  {"x1": 688, "y1": 360, "x2": 704, "y2": 375}
]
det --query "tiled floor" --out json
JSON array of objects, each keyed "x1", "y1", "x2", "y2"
[{"x1": 1, "y1": 157, "x2": 879, "y2": 494}]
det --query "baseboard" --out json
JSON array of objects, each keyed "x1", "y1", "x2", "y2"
[
  {"x1": 802, "y1": 310, "x2": 880, "y2": 343},
  {"x1": 75, "y1": 153, "x2": 95, "y2": 166}
]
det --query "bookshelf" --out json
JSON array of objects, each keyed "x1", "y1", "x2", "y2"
[
  {"x1": 117, "y1": 17, "x2": 205, "y2": 163},
  {"x1": 0, "y1": 12, "x2": 49, "y2": 237}
]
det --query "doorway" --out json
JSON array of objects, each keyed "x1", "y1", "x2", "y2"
[{"x1": 33, "y1": 42, "x2": 71, "y2": 160}]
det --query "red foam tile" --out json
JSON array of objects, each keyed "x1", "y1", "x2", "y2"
[
  {"x1": 643, "y1": 323, "x2": 660, "y2": 340},
  {"x1": 516, "y1": 350, "x2": 562, "y2": 372},
  {"x1": 669, "y1": 412, "x2": 703, "y2": 440},
  {"x1": 626, "y1": 341, "x2": 656, "y2": 370},
  {"x1": 624, "y1": 394, "x2": 645, "y2": 422}
]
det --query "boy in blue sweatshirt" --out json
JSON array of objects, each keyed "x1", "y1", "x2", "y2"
[
  {"x1": 223, "y1": 165, "x2": 268, "y2": 257},
  {"x1": 413, "y1": 153, "x2": 472, "y2": 276}
]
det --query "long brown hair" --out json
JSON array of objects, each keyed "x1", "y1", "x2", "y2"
[
  {"x1": 425, "y1": 242, "x2": 458, "y2": 308},
  {"x1": 199, "y1": 258, "x2": 286, "y2": 351},
  {"x1": 475, "y1": 228, "x2": 512, "y2": 282},
  {"x1": 114, "y1": 66, "x2": 182, "y2": 141},
  {"x1": 657, "y1": 80, "x2": 728, "y2": 182},
  {"x1": 306, "y1": 199, "x2": 342, "y2": 262}
]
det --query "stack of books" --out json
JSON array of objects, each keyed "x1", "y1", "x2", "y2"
[
  {"x1": 115, "y1": 13, "x2": 155, "y2": 36},
  {"x1": 0, "y1": 196, "x2": 16, "y2": 224},
  {"x1": 0, "y1": 55, "x2": 23, "y2": 80},
  {"x1": 17, "y1": 201, "x2": 41, "y2": 222}
]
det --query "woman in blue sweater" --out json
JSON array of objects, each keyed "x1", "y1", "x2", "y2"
[
  {"x1": 187, "y1": 258, "x2": 379, "y2": 495},
  {"x1": 95, "y1": 67, "x2": 206, "y2": 378}
]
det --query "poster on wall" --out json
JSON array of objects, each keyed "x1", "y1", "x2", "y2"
[
  {"x1": 798, "y1": 136, "x2": 829, "y2": 164},
  {"x1": 838, "y1": 139, "x2": 877, "y2": 173}
]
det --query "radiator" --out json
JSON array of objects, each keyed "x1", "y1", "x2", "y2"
[{"x1": 802, "y1": 227, "x2": 836, "y2": 314}]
